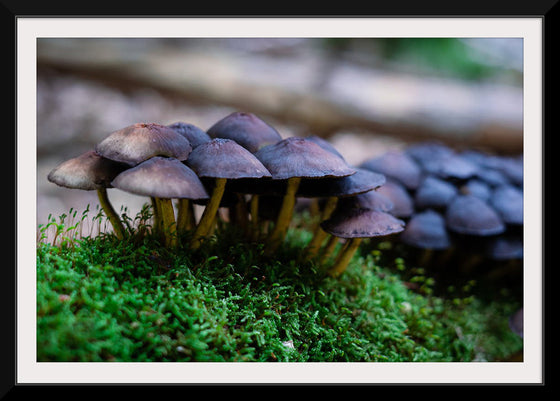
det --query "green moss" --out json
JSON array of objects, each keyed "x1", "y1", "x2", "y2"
[{"x1": 36, "y1": 207, "x2": 522, "y2": 362}]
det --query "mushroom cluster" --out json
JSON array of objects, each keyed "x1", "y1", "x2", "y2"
[
  {"x1": 47, "y1": 112, "x2": 404, "y2": 277},
  {"x1": 359, "y1": 141, "x2": 523, "y2": 278},
  {"x1": 47, "y1": 112, "x2": 522, "y2": 281}
]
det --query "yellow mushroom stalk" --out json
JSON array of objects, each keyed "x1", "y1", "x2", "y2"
[
  {"x1": 328, "y1": 237, "x2": 363, "y2": 277},
  {"x1": 303, "y1": 196, "x2": 338, "y2": 261},
  {"x1": 265, "y1": 176, "x2": 301, "y2": 254},
  {"x1": 320, "y1": 207, "x2": 405, "y2": 277},
  {"x1": 190, "y1": 177, "x2": 227, "y2": 249},
  {"x1": 96, "y1": 187, "x2": 126, "y2": 240}
]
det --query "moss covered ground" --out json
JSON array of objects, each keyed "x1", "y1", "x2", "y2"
[{"x1": 36, "y1": 206, "x2": 523, "y2": 363}]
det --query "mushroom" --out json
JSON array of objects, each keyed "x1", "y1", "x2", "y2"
[
  {"x1": 400, "y1": 209, "x2": 450, "y2": 250},
  {"x1": 339, "y1": 189, "x2": 395, "y2": 213},
  {"x1": 47, "y1": 150, "x2": 128, "y2": 239},
  {"x1": 375, "y1": 179, "x2": 415, "y2": 219},
  {"x1": 300, "y1": 168, "x2": 386, "y2": 261},
  {"x1": 360, "y1": 150, "x2": 422, "y2": 190},
  {"x1": 485, "y1": 235, "x2": 523, "y2": 261},
  {"x1": 167, "y1": 121, "x2": 211, "y2": 148},
  {"x1": 254, "y1": 136, "x2": 356, "y2": 254},
  {"x1": 445, "y1": 194, "x2": 505, "y2": 236},
  {"x1": 320, "y1": 207, "x2": 405, "y2": 276},
  {"x1": 489, "y1": 184, "x2": 523, "y2": 226},
  {"x1": 431, "y1": 153, "x2": 479, "y2": 183},
  {"x1": 111, "y1": 156, "x2": 209, "y2": 247},
  {"x1": 95, "y1": 122, "x2": 192, "y2": 166},
  {"x1": 186, "y1": 138, "x2": 271, "y2": 249},
  {"x1": 459, "y1": 179, "x2": 492, "y2": 202},
  {"x1": 406, "y1": 141, "x2": 455, "y2": 176},
  {"x1": 414, "y1": 175, "x2": 458, "y2": 211},
  {"x1": 399, "y1": 209, "x2": 451, "y2": 267},
  {"x1": 206, "y1": 111, "x2": 282, "y2": 153}
]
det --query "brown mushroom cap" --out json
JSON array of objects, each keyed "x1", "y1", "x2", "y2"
[
  {"x1": 254, "y1": 136, "x2": 356, "y2": 180},
  {"x1": 186, "y1": 138, "x2": 272, "y2": 180},
  {"x1": 432, "y1": 153, "x2": 479, "y2": 181},
  {"x1": 375, "y1": 179, "x2": 414, "y2": 218},
  {"x1": 95, "y1": 122, "x2": 193, "y2": 166},
  {"x1": 459, "y1": 179, "x2": 492, "y2": 202},
  {"x1": 167, "y1": 121, "x2": 211, "y2": 148},
  {"x1": 489, "y1": 184, "x2": 523, "y2": 225},
  {"x1": 414, "y1": 175, "x2": 458, "y2": 210},
  {"x1": 297, "y1": 168, "x2": 385, "y2": 198},
  {"x1": 360, "y1": 150, "x2": 422, "y2": 190},
  {"x1": 399, "y1": 209, "x2": 450, "y2": 250},
  {"x1": 486, "y1": 235, "x2": 523, "y2": 260},
  {"x1": 207, "y1": 111, "x2": 282, "y2": 153},
  {"x1": 445, "y1": 194, "x2": 505, "y2": 236},
  {"x1": 321, "y1": 207, "x2": 405, "y2": 239},
  {"x1": 47, "y1": 150, "x2": 128, "y2": 190},
  {"x1": 111, "y1": 156, "x2": 209, "y2": 200},
  {"x1": 337, "y1": 190, "x2": 395, "y2": 213}
]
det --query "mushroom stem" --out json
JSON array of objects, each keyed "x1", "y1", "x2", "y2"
[
  {"x1": 249, "y1": 194, "x2": 260, "y2": 241},
  {"x1": 159, "y1": 198, "x2": 177, "y2": 248},
  {"x1": 328, "y1": 237, "x2": 363, "y2": 277},
  {"x1": 191, "y1": 177, "x2": 227, "y2": 249},
  {"x1": 177, "y1": 198, "x2": 195, "y2": 235},
  {"x1": 151, "y1": 197, "x2": 162, "y2": 236},
  {"x1": 96, "y1": 187, "x2": 126, "y2": 240},
  {"x1": 318, "y1": 235, "x2": 340, "y2": 265},
  {"x1": 303, "y1": 196, "x2": 338, "y2": 261},
  {"x1": 266, "y1": 176, "x2": 302, "y2": 254}
]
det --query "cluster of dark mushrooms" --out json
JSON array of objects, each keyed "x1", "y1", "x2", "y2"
[
  {"x1": 357, "y1": 141, "x2": 523, "y2": 279},
  {"x1": 47, "y1": 112, "x2": 406, "y2": 277},
  {"x1": 47, "y1": 111, "x2": 522, "y2": 279}
]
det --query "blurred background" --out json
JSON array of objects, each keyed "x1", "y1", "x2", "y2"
[{"x1": 36, "y1": 37, "x2": 523, "y2": 233}]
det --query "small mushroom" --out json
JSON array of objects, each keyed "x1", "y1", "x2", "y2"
[
  {"x1": 400, "y1": 209, "x2": 450, "y2": 250},
  {"x1": 414, "y1": 175, "x2": 458, "y2": 211},
  {"x1": 375, "y1": 179, "x2": 415, "y2": 219},
  {"x1": 485, "y1": 235, "x2": 523, "y2": 261},
  {"x1": 111, "y1": 156, "x2": 209, "y2": 247},
  {"x1": 339, "y1": 189, "x2": 395, "y2": 213},
  {"x1": 360, "y1": 150, "x2": 422, "y2": 190},
  {"x1": 186, "y1": 138, "x2": 271, "y2": 249},
  {"x1": 406, "y1": 141, "x2": 456, "y2": 176},
  {"x1": 47, "y1": 150, "x2": 128, "y2": 239},
  {"x1": 445, "y1": 194, "x2": 505, "y2": 236},
  {"x1": 301, "y1": 168, "x2": 386, "y2": 261},
  {"x1": 206, "y1": 111, "x2": 283, "y2": 153},
  {"x1": 320, "y1": 207, "x2": 405, "y2": 276},
  {"x1": 459, "y1": 179, "x2": 492, "y2": 202},
  {"x1": 254, "y1": 136, "x2": 356, "y2": 253},
  {"x1": 489, "y1": 184, "x2": 523, "y2": 226},
  {"x1": 431, "y1": 153, "x2": 479, "y2": 182},
  {"x1": 167, "y1": 121, "x2": 211, "y2": 148},
  {"x1": 95, "y1": 122, "x2": 192, "y2": 166},
  {"x1": 399, "y1": 209, "x2": 450, "y2": 267}
]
